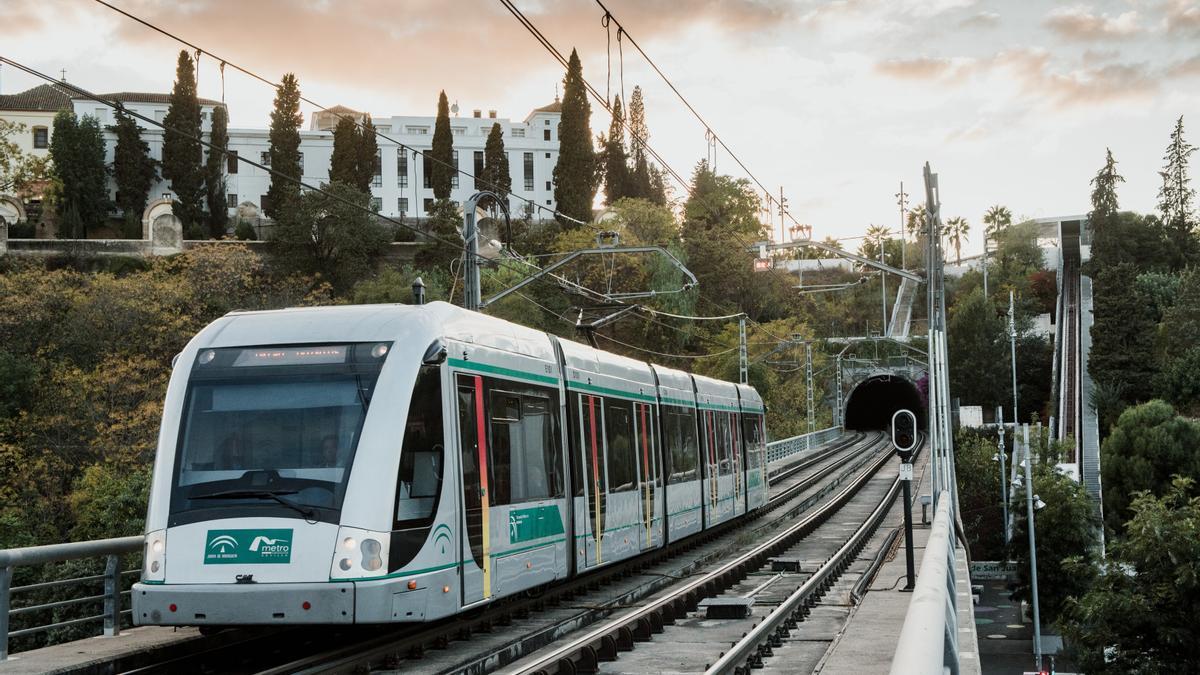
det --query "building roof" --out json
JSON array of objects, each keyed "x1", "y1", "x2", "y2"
[
  {"x1": 93, "y1": 92, "x2": 225, "y2": 107},
  {"x1": 0, "y1": 83, "x2": 74, "y2": 112},
  {"x1": 529, "y1": 100, "x2": 562, "y2": 115}
]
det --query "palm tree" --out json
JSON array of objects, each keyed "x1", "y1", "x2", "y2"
[
  {"x1": 905, "y1": 204, "x2": 928, "y2": 239},
  {"x1": 861, "y1": 224, "x2": 892, "y2": 263},
  {"x1": 945, "y1": 216, "x2": 969, "y2": 265},
  {"x1": 982, "y1": 204, "x2": 1012, "y2": 241}
]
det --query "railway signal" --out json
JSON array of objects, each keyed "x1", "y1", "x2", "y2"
[{"x1": 891, "y1": 408, "x2": 918, "y2": 590}]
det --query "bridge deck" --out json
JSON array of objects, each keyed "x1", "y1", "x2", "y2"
[{"x1": 0, "y1": 626, "x2": 201, "y2": 674}]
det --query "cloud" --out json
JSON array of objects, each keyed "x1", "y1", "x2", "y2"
[
  {"x1": 1045, "y1": 5, "x2": 1142, "y2": 41},
  {"x1": 959, "y1": 11, "x2": 1001, "y2": 29},
  {"x1": 875, "y1": 56, "x2": 955, "y2": 79},
  {"x1": 1163, "y1": 0, "x2": 1200, "y2": 36},
  {"x1": 1167, "y1": 54, "x2": 1200, "y2": 78},
  {"x1": 993, "y1": 48, "x2": 1158, "y2": 107}
]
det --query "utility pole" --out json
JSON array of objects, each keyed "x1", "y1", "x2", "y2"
[
  {"x1": 997, "y1": 405, "x2": 1009, "y2": 544},
  {"x1": 805, "y1": 342, "x2": 815, "y2": 448},
  {"x1": 738, "y1": 316, "x2": 748, "y2": 385},
  {"x1": 1022, "y1": 423, "x2": 1044, "y2": 673},
  {"x1": 835, "y1": 354, "x2": 843, "y2": 427},
  {"x1": 463, "y1": 197, "x2": 482, "y2": 311},
  {"x1": 880, "y1": 232, "x2": 888, "y2": 333},
  {"x1": 1009, "y1": 290, "x2": 1019, "y2": 427},
  {"x1": 982, "y1": 235, "x2": 989, "y2": 297},
  {"x1": 896, "y1": 181, "x2": 908, "y2": 270},
  {"x1": 778, "y1": 187, "x2": 788, "y2": 244}
]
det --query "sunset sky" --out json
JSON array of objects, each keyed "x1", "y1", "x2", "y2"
[{"x1": 4, "y1": 0, "x2": 1198, "y2": 255}]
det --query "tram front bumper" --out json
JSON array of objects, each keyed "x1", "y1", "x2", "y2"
[{"x1": 132, "y1": 581, "x2": 355, "y2": 625}]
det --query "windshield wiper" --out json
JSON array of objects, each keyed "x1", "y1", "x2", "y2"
[{"x1": 192, "y1": 489, "x2": 317, "y2": 521}]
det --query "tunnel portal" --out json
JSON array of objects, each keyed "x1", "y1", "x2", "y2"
[{"x1": 843, "y1": 374, "x2": 925, "y2": 431}]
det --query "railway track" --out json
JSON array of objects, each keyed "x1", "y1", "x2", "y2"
[{"x1": 63, "y1": 432, "x2": 882, "y2": 674}]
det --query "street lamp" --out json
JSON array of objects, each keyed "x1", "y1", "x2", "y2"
[{"x1": 1019, "y1": 423, "x2": 1045, "y2": 673}]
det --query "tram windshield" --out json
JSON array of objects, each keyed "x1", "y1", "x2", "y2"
[{"x1": 168, "y1": 342, "x2": 391, "y2": 525}]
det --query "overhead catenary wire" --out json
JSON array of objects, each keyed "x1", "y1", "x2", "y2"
[{"x1": 89, "y1": 0, "x2": 592, "y2": 229}]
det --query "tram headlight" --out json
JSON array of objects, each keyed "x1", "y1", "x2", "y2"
[
  {"x1": 143, "y1": 530, "x2": 166, "y2": 582},
  {"x1": 329, "y1": 527, "x2": 391, "y2": 579}
]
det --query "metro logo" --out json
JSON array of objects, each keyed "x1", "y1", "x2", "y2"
[{"x1": 204, "y1": 529, "x2": 293, "y2": 564}]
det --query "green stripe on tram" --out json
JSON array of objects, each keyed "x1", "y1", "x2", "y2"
[{"x1": 447, "y1": 358, "x2": 559, "y2": 385}]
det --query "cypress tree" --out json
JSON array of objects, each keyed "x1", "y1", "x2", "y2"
[
  {"x1": 50, "y1": 111, "x2": 108, "y2": 238},
  {"x1": 481, "y1": 122, "x2": 511, "y2": 197},
  {"x1": 1157, "y1": 116, "x2": 1197, "y2": 269},
  {"x1": 553, "y1": 49, "x2": 597, "y2": 226},
  {"x1": 356, "y1": 115, "x2": 379, "y2": 195},
  {"x1": 110, "y1": 108, "x2": 157, "y2": 238},
  {"x1": 1090, "y1": 262, "x2": 1157, "y2": 402},
  {"x1": 162, "y1": 51, "x2": 206, "y2": 232},
  {"x1": 602, "y1": 96, "x2": 630, "y2": 205},
  {"x1": 204, "y1": 104, "x2": 229, "y2": 238},
  {"x1": 328, "y1": 115, "x2": 360, "y2": 188},
  {"x1": 265, "y1": 73, "x2": 303, "y2": 220},
  {"x1": 1088, "y1": 147, "x2": 1125, "y2": 268},
  {"x1": 430, "y1": 91, "x2": 454, "y2": 200},
  {"x1": 628, "y1": 85, "x2": 653, "y2": 200}
]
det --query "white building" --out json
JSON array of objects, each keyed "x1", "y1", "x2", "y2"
[
  {"x1": 0, "y1": 83, "x2": 74, "y2": 159},
  {"x1": 43, "y1": 91, "x2": 564, "y2": 227}
]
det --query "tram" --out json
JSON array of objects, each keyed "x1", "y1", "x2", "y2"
[{"x1": 133, "y1": 302, "x2": 768, "y2": 626}]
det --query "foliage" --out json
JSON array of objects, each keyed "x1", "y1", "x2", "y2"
[
  {"x1": 480, "y1": 122, "x2": 512, "y2": 197},
  {"x1": 357, "y1": 116, "x2": 380, "y2": 194},
  {"x1": 600, "y1": 95, "x2": 630, "y2": 205},
  {"x1": 944, "y1": 216, "x2": 969, "y2": 265},
  {"x1": 1089, "y1": 147, "x2": 1124, "y2": 229},
  {"x1": 204, "y1": 104, "x2": 229, "y2": 238},
  {"x1": 625, "y1": 86, "x2": 664, "y2": 205},
  {"x1": 49, "y1": 110, "x2": 108, "y2": 238},
  {"x1": 1157, "y1": 116, "x2": 1197, "y2": 269},
  {"x1": 161, "y1": 50, "x2": 206, "y2": 232},
  {"x1": 1089, "y1": 211, "x2": 1172, "y2": 273},
  {"x1": 953, "y1": 429, "x2": 1006, "y2": 560},
  {"x1": 553, "y1": 49, "x2": 597, "y2": 227},
  {"x1": 265, "y1": 73, "x2": 303, "y2": 219},
  {"x1": 1090, "y1": 262, "x2": 1158, "y2": 403},
  {"x1": 1133, "y1": 270, "x2": 1181, "y2": 323},
  {"x1": 1156, "y1": 268, "x2": 1200, "y2": 367},
  {"x1": 351, "y1": 264, "x2": 450, "y2": 305},
  {"x1": 1008, "y1": 460, "x2": 1099, "y2": 626},
  {"x1": 235, "y1": 219, "x2": 256, "y2": 241},
  {"x1": 1089, "y1": 378, "x2": 1128, "y2": 437},
  {"x1": 415, "y1": 198, "x2": 462, "y2": 270},
  {"x1": 1154, "y1": 346, "x2": 1200, "y2": 415},
  {"x1": 1061, "y1": 478, "x2": 1200, "y2": 673},
  {"x1": 329, "y1": 114, "x2": 379, "y2": 195},
  {"x1": 988, "y1": 221, "x2": 1044, "y2": 297},
  {"x1": 982, "y1": 204, "x2": 1012, "y2": 240},
  {"x1": 109, "y1": 108, "x2": 158, "y2": 238},
  {"x1": 0, "y1": 349, "x2": 38, "y2": 419},
  {"x1": 947, "y1": 289, "x2": 1008, "y2": 411},
  {"x1": 1028, "y1": 269, "x2": 1056, "y2": 314},
  {"x1": 269, "y1": 181, "x2": 389, "y2": 291},
  {"x1": 431, "y1": 91, "x2": 454, "y2": 200},
  {"x1": 1100, "y1": 400, "x2": 1200, "y2": 532}
]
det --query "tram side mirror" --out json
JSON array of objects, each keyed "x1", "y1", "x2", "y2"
[
  {"x1": 891, "y1": 409, "x2": 917, "y2": 462},
  {"x1": 422, "y1": 339, "x2": 447, "y2": 365}
]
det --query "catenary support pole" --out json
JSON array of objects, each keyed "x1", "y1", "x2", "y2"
[{"x1": 738, "y1": 316, "x2": 748, "y2": 385}]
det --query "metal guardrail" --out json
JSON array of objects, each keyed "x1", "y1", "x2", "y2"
[
  {"x1": 1, "y1": 535, "x2": 142, "y2": 660},
  {"x1": 766, "y1": 425, "x2": 842, "y2": 464},
  {"x1": 890, "y1": 494, "x2": 958, "y2": 675}
]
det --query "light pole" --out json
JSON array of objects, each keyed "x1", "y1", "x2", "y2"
[
  {"x1": 982, "y1": 235, "x2": 989, "y2": 297},
  {"x1": 1009, "y1": 290, "x2": 1019, "y2": 427},
  {"x1": 994, "y1": 405, "x2": 1009, "y2": 544},
  {"x1": 1019, "y1": 423, "x2": 1044, "y2": 672}
]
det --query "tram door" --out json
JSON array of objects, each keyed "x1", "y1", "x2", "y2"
[
  {"x1": 456, "y1": 375, "x2": 491, "y2": 606},
  {"x1": 578, "y1": 394, "x2": 607, "y2": 567}
]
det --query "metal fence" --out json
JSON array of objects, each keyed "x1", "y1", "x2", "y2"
[
  {"x1": 890, "y1": 494, "x2": 959, "y2": 675},
  {"x1": 0, "y1": 535, "x2": 142, "y2": 660},
  {"x1": 766, "y1": 425, "x2": 842, "y2": 465}
]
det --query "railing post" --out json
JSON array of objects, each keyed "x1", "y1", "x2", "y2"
[
  {"x1": 1, "y1": 565, "x2": 11, "y2": 661},
  {"x1": 103, "y1": 554, "x2": 120, "y2": 637}
]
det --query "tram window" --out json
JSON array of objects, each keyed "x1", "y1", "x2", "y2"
[
  {"x1": 605, "y1": 400, "x2": 637, "y2": 491},
  {"x1": 456, "y1": 375, "x2": 484, "y2": 569},
  {"x1": 489, "y1": 388, "x2": 562, "y2": 505},
  {"x1": 742, "y1": 413, "x2": 763, "y2": 470},
  {"x1": 635, "y1": 403, "x2": 658, "y2": 486},
  {"x1": 575, "y1": 394, "x2": 607, "y2": 498},
  {"x1": 395, "y1": 366, "x2": 444, "y2": 529},
  {"x1": 664, "y1": 407, "x2": 698, "y2": 484},
  {"x1": 717, "y1": 412, "x2": 733, "y2": 475}
]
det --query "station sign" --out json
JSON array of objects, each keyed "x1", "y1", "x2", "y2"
[{"x1": 753, "y1": 258, "x2": 773, "y2": 272}]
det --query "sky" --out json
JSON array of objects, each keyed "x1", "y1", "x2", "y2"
[{"x1": 3, "y1": 0, "x2": 1199, "y2": 256}]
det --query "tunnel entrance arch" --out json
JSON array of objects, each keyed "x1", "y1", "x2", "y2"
[{"x1": 844, "y1": 374, "x2": 925, "y2": 431}]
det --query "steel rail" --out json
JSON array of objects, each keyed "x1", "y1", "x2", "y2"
[{"x1": 504, "y1": 435, "x2": 896, "y2": 675}]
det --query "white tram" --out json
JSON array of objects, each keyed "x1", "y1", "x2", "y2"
[{"x1": 133, "y1": 302, "x2": 768, "y2": 626}]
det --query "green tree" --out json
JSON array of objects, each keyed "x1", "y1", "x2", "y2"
[
  {"x1": 430, "y1": 92, "x2": 454, "y2": 200},
  {"x1": 49, "y1": 110, "x2": 108, "y2": 238},
  {"x1": 1009, "y1": 461, "x2": 1098, "y2": 625},
  {"x1": 1100, "y1": 400, "x2": 1200, "y2": 531},
  {"x1": 982, "y1": 204, "x2": 1012, "y2": 240},
  {"x1": 1062, "y1": 478, "x2": 1200, "y2": 673},
  {"x1": 329, "y1": 115, "x2": 361, "y2": 189},
  {"x1": 553, "y1": 49, "x2": 597, "y2": 226},
  {"x1": 269, "y1": 181, "x2": 389, "y2": 290},
  {"x1": 1090, "y1": 262, "x2": 1157, "y2": 403},
  {"x1": 953, "y1": 429, "x2": 1007, "y2": 560},
  {"x1": 356, "y1": 115, "x2": 379, "y2": 195},
  {"x1": 1157, "y1": 116, "x2": 1197, "y2": 269},
  {"x1": 204, "y1": 104, "x2": 229, "y2": 238},
  {"x1": 944, "y1": 216, "x2": 969, "y2": 265},
  {"x1": 947, "y1": 289, "x2": 1009, "y2": 411},
  {"x1": 1155, "y1": 346, "x2": 1200, "y2": 415},
  {"x1": 161, "y1": 50, "x2": 206, "y2": 232},
  {"x1": 351, "y1": 264, "x2": 450, "y2": 305},
  {"x1": 415, "y1": 198, "x2": 462, "y2": 270},
  {"x1": 480, "y1": 122, "x2": 511, "y2": 198},
  {"x1": 110, "y1": 108, "x2": 157, "y2": 238},
  {"x1": 265, "y1": 73, "x2": 303, "y2": 220},
  {"x1": 601, "y1": 95, "x2": 630, "y2": 205}
]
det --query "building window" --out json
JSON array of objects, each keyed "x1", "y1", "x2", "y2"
[
  {"x1": 399, "y1": 197, "x2": 408, "y2": 214},
  {"x1": 423, "y1": 197, "x2": 434, "y2": 213},
  {"x1": 523, "y1": 152, "x2": 534, "y2": 192},
  {"x1": 546, "y1": 200, "x2": 551, "y2": 205},
  {"x1": 545, "y1": 119, "x2": 550, "y2": 125},
  {"x1": 397, "y1": 149, "x2": 408, "y2": 187},
  {"x1": 452, "y1": 127, "x2": 466, "y2": 136},
  {"x1": 545, "y1": 181, "x2": 551, "y2": 191},
  {"x1": 226, "y1": 193, "x2": 237, "y2": 208},
  {"x1": 226, "y1": 149, "x2": 238, "y2": 174},
  {"x1": 512, "y1": 128, "x2": 525, "y2": 138},
  {"x1": 298, "y1": 152, "x2": 305, "y2": 175},
  {"x1": 545, "y1": 152, "x2": 551, "y2": 159},
  {"x1": 451, "y1": 150, "x2": 459, "y2": 188},
  {"x1": 406, "y1": 125, "x2": 429, "y2": 135},
  {"x1": 543, "y1": 129, "x2": 551, "y2": 141},
  {"x1": 370, "y1": 197, "x2": 382, "y2": 212},
  {"x1": 32, "y1": 126, "x2": 48, "y2": 149},
  {"x1": 260, "y1": 194, "x2": 270, "y2": 213},
  {"x1": 474, "y1": 151, "x2": 484, "y2": 189},
  {"x1": 200, "y1": 111, "x2": 208, "y2": 121},
  {"x1": 423, "y1": 153, "x2": 432, "y2": 189},
  {"x1": 260, "y1": 151, "x2": 271, "y2": 167},
  {"x1": 372, "y1": 151, "x2": 382, "y2": 187}
]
